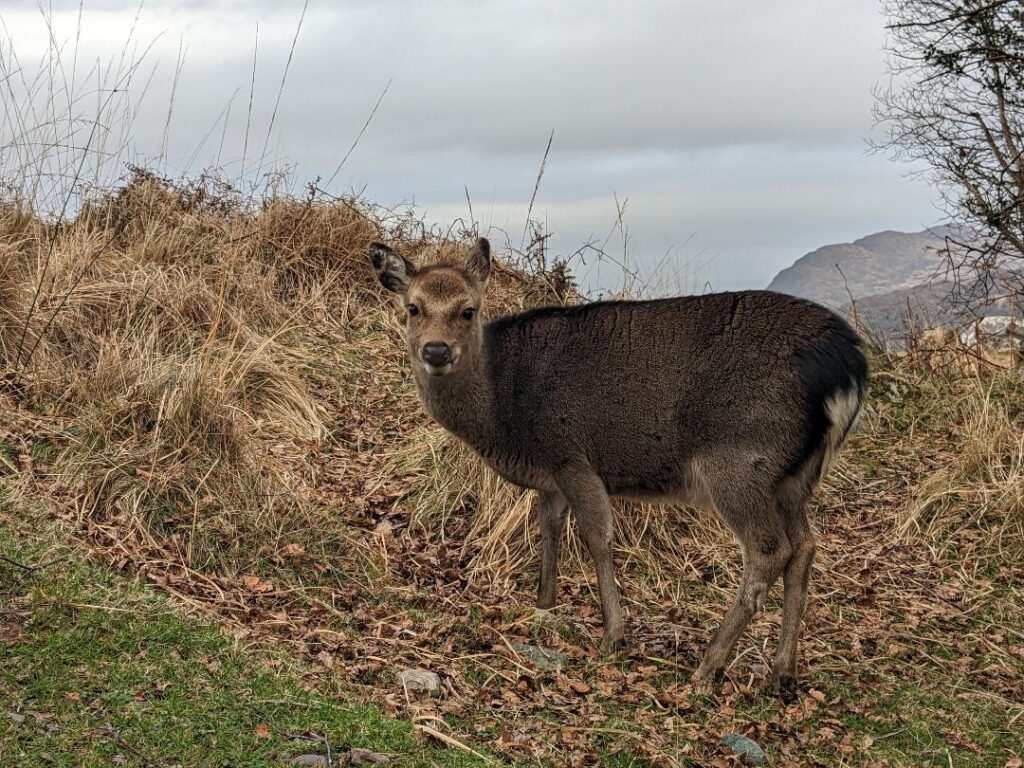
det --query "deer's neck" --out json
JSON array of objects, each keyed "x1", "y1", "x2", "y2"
[{"x1": 414, "y1": 354, "x2": 495, "y2": 452}]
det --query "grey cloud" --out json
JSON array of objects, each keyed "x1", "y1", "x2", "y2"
[
  {"x1": 83, "y1": 0, "x2": 892, "y2": 158},
  {"x1": 272, "y1": 0, "x2": 891, "y2": 155}
]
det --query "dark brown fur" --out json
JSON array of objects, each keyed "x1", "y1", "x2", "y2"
[{"x1": 369, "y1": 238, "x2": 868, "y2": 699}]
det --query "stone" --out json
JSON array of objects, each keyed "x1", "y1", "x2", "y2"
[
  {"x1": 397, "y1": 668, "x2": 441, "y2": 697},
  {"x1": 349, "y1": 748, "x2": 391, "y2": 765},
  {"x1": 510, "y1": 643, "x2": 569, "y2": 673},
  {"x1": 7, "y1": 712, "x2": 26, "y2": 726},
  {"x1": 721, "y1": 732, "x2": 766, "y2": 766}
]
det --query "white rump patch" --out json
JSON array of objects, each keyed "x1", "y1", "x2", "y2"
[{"x1": 821, "y1": 381, "x2": 864, "y2": 476}]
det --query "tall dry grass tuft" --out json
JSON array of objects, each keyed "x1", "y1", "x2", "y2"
[
  {"x1": 898, "y1": 372, "x2": 1024, "y2": 561},
  {"x1": 855, "y1": 324, "x2": 1024, "y2": 565},
  {"x1": 0, "y1": 247, "x2": 22, "y2": 356},
  {"x1": 0, "y1": 167, "x2": 580, "y2": 578},
  {"x1": 62, "y1": 338, "x2": 323, "y2": 567},
  {"x1": 0, "y1": 173, "x2": 386, "y2": 569}
]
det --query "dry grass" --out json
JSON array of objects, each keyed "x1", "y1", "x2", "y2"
[
  {"x1": 892, "y1": 370, "x2": 1024, "y2": 562},
  {"x1": 0, "y1": 171, "x2": 568, "y2": 574},
  {"x1": 2, "y1": 175, "x2": 1023, "y2": 765},
  {"x1": 2, "y1": 172, "x2": 376, "y2": 568}
]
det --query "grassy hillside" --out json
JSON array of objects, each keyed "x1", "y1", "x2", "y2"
[
  {"x1": 0, "y1": 508, "x2": 489, "y2": 768},
  {"x1": 2, "y1": 175, "x2": 1023, "y2": 766}
]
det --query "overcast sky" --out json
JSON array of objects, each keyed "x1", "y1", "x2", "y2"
[{"x1": 2, "y1": 0, "x2": 942, "y2": 293}]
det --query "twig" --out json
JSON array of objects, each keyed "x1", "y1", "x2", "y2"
[
  {"x1": 464, "y1": 184, "x2": 475, "y2": 232},
  {"x1": 324, "y1": 78, "x2": 393, "y2": 191},
  {"x1": 0, "y1": 553, "x2": 61, "y2": 572},
  {"x1": 241, "y1": 22, "x2": 259, "y2": 181},
  {"x1": 159, "y1": 37, "x2": 186, "y2": 165},
  {"x1": 256, "y1": 0, "x2": 310, "y2": 179},
  {"x1": 835, "y1": 263, "x2": 860, "y2": 330},
  {"x1": 323, "y1": 732, "x2": 334, "y2": 768},
  {"x1": 100, "y1": 724, "x2": 165, "y2": 767},
  {"x1": 15, "y1": 217, "x2": 129, "y2": 377},
  {"x1": 519, "y1": 129, "x2": 554, "y2": 252},
  {"x1": 413, "y1": 722, "x2": 496, "y2": 765}
]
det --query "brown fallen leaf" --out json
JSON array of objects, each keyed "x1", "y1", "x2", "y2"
[
  {"x1": 281, "y1": 543, "x2": 306, "y2": 557},
  {"x1": 242, "y1": 575, "x2": 274, "y2": 593}
]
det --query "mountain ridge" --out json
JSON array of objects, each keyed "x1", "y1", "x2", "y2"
[
  {"x1": 765, "y1": 226, "x2": 1019, "y2": 339},
  {"x1": 767, "y1": 227, "x2": 954, "y2": 310}
]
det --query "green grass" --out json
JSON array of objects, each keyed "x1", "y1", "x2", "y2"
[
  {"x1": 831, "y1": 680, "x2": 1021, "y2": 767},
  {"x1": 0, "y1": 510, "x2": 489, "y2": 768}
]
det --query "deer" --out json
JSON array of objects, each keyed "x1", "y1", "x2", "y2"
[{"x1": 368, "y1": 237, "x2": 867, "y2": 700}]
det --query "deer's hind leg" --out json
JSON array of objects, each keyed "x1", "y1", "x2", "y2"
[
  {"x1": 693, "y1": 484, "x2": 791, "y2": 688},
  {"x1": 771, "y1": 478, "x2": 817, "y2": 701}
]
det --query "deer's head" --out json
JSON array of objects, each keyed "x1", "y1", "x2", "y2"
[{"x1": 368, "y1": 238, "x2": 491, "y2": 378}]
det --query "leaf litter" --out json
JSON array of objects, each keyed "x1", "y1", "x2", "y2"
[{"x1": 0, "y1": 177, "x2": 1021, "y2": 766}]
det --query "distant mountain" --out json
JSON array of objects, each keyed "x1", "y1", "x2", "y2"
[
  {"x1": 766, "y1": 227, "x2": 1010, "y2": 339},
  {"x1": 767, "y1": 228, "x2": 953, "y2": 309}
]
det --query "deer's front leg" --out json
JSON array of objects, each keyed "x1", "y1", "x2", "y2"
[
  {"x1": 556, "y1": 468, "x2": 624, "y2": 653},
  {"x1": 536, "y1": 490, "x2": 569, "y2": 609}
]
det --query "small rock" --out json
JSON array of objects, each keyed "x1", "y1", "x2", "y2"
[
  {"x1": 289, "y1": 756, "x2": 328, "y2": 766},
  {"x1": 511, "y1": 643, "x2": 569, "y2": 673},
  {"x1": 288, "y1": 749, "x2": 390, "y2": 766},
  {"x1": 7, "y1": 712, "x2": 26, "y2": 726},
  {"x1": 397, "y1": 668, "x2": 441, "y2": 697},
  {"x1": 721, "y1": 732, "x2": 766, "y2": 766},
  {"x1": 349, "y1": 748, "x2": 391, "y2": 765}
]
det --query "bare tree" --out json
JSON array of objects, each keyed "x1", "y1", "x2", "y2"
[{"x1": 874, "y1": 0, "x2": 1024, "y2": 310}]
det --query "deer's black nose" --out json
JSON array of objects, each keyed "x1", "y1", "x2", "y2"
[{"x1": 422, "y1": 342, "x2": 452, "y2": 367}]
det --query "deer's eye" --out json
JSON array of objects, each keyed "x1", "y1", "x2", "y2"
[
  {"x1": 407, "y1": 304, "x2": 420, "y2": 317},
  {"x1": 462, "y1": 307, "x2": 477, "y2": 320}
]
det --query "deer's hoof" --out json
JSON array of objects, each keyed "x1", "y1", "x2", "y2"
[
  {"x1": 598, "y1": 634, "x2": 625, "y2": 656},
  {"x1": 691, "y1": 667, "x2": 724, "y2": 696},
  {"x1": 528, "y1": 607, "x2": 564, "y2": 637},
  {"x1": 771, "y1": 674, "x2": 799, "y2": 704}
]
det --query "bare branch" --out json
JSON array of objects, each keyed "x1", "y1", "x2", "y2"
[{"x1": 876, "y1": 0, "x2": 1024, "y2": 311}]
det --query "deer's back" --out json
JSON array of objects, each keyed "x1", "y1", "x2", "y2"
[{"x1": 483, "y1": 290, "x2": 866, "y2": 496}]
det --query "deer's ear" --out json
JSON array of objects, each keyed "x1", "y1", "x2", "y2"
[
  {"x1": 465, "y1": 237, "x2": 490, "y2": 285},
  {"x1": 368, "y1": 242, "x2": 416, "y2": 293}
]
